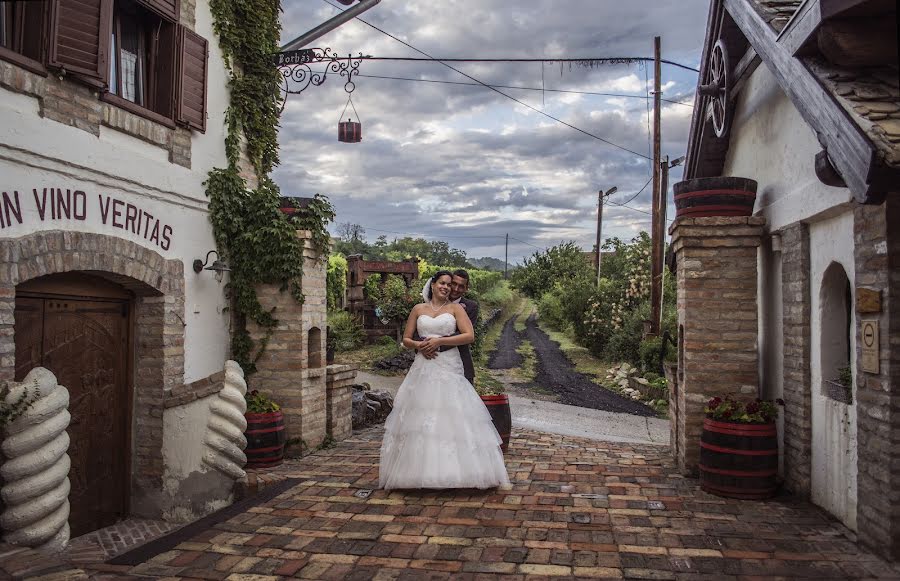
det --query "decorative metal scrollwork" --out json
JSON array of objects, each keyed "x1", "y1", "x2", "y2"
[
  {"x1": 275, "y1": 48, "x2": 363, "y2": 110},
  {"x1": 698, "y1": 39, "x2": 730, "y2": 138}
]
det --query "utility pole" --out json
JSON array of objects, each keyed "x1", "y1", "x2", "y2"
[
  {"x1": 649, "y1": 36, "x2": 663, "y2": 336},
  {"x1": 595, "y1": 186, "x2": 617, "y2": 286},
  {"x1": 504, "y1": 234, "x2": 509, "y2": 279},
  {"x1": 657, "y1": 155, "x2": 685, "y2": 326}
]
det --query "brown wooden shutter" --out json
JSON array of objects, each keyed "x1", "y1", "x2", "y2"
[
  {"x1": 48, "y1": 0, "x2": 112, "y2": 80},
  {"x1": 151, "y1": 20, "x2": 177, "y2": 118},
  {"x1": 137, "y1": 0, "x2": 179, "y2": 23},
  {"x1": 176, "y1": 26, "x2": 207, "y2": 132}
]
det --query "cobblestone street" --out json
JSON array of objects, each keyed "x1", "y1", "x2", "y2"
[{"x1": 17, "y1": 428, "x2": 888, "y2": 580}]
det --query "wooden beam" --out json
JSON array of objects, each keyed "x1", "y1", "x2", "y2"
[
  {"x1": 724, "y1": 0, "x2": 880, "y2": 203},
  {"x1": 777, "y1": 0, "x2": 822, "y2": 55},
  {"x1": 730, "y1": 46, "x2": 762, "y2": 100}
]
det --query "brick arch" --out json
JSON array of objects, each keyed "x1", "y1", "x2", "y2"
[{"x1": 0, "y1": 230, "x2": 185, "y2": 519}]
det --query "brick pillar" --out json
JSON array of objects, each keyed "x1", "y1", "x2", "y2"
[
  {"x1": 669, "y1": 216, "x2": 765, "y2": 475},
  {"x1": 249, "y1": 230, "x2": 328, "y2": 454},
  {"x1": 854, "y1": 197, "x2": 900, "y2": 561},
  {"x1": 326, "y1": 364, "x2": 359, "y2": 441},
  {"x1": 780, "y1": 223, "x2": 812, "y2": 497}
]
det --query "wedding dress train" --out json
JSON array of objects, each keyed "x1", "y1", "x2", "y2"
[{"x1": 379, "y1": 313, "x2": 510, "y2": 490}]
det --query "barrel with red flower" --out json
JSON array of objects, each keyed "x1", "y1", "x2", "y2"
[{"x1": 699, "y1": 395, "x2": 784, "y2": 499}]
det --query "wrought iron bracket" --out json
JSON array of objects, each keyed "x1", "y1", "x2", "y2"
[{"x1": 274, "y1": 47, "x2": 363, "y2": 105}]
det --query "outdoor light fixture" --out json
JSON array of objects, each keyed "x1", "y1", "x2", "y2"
[{"x1": 193, "y1": 251, "x2": 231, "y2": 283}]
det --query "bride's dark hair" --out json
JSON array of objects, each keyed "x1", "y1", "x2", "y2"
[{"x1": 426, "y1": 270, "x2": 453, "y2": 299}]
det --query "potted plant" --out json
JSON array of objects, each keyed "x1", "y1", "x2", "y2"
[
  {"x1": 823, "y1": 365, "x2": 853, "y2": 404},
  {"x1": 476, "y1": 380, "x2": 511, "y2": 453},
  {"x1": 244, "y1": 390, "x2": 286, "y2": 469},
  {"x1": 700, "y1": 395, "x2": 784, "y2": 499}
]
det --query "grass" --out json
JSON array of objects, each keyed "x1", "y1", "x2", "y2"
[
  {"x1": 474, "y1": 367, "x2": 505, "y2": 396},
  {"x1": 513, "y1": 299, "x2": 533, "y2": 333},
  {"x1": 335, "y1": 339, "x2": 404, "y2": 374},
  {"x1": 509, "y1": 339, "x2": 537, "y2": 383}
]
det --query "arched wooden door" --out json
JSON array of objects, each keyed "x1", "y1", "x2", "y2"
[{"x1": 14, "y1": 273, "x2": 132, "y2": 537}]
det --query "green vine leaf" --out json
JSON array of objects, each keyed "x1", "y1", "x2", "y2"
[{"x1": 205, "y1": 1, "x2": 334, "y2": 373}]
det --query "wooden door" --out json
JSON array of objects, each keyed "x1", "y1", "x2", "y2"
[{"x1": 14, "y1": 276, "x2": 131, "y2": 537}]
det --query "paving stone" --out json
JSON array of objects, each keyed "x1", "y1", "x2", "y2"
[{"x1": 69, "y1": 428, "x2": 900, "y2": 580}]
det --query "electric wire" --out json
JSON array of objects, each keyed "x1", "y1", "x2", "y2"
[
  {"x1": 303, "y1": 54, "x2": 700, "y2": 72},
  {"x1": 305, "y1": 69, "x2": 694, "y2": 107},
  {"x1": 320, "y1": 0, "x2": 652, "y2": 160}
]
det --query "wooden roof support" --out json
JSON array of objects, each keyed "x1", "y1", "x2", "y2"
[{"x1": 724, "y1": 0, "x2": 882, "y2": 203}]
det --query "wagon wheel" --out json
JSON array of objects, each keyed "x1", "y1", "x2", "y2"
[{"x1": 699, "y1": 39, "x2": 730, "y2": 138}]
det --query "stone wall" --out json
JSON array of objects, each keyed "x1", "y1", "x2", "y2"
[
  {"x1": 247, "y1": 231, "x2": 328, "y2": 453},
  {"x1": 326, "y1": 364, "x2": 358, "y2": 442},
  {"x1": 779, "y1": 223, "x2": 813, "y2": 497},
  {"x1": 853, "y1": 197, "x2": 900, "y2": 560},
  {"x1": 669, "y1": 216, "x2": 764, "y2": 474}
]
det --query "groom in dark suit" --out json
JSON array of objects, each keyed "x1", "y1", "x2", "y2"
[{"x1": 419, "y1": 269, "x2": 479, "y2": 385}]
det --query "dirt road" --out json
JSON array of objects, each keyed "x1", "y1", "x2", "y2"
[{"x1": 490, "y1": 312, "x2": 656, "y2": 417}]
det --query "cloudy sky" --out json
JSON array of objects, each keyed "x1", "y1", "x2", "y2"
[{"x1": 274, "y1": 0, "x2": 709, "y2": 264}]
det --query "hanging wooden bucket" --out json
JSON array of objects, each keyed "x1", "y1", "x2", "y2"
[
  {"x1": 338, "y1": 120, "x2": 362, "y2": 143},
  {"x1": 244, "y1": 410, "x2": 286, "y2": 469},
  {"x1": 699, "y1": 418, "x2": 777, "y2": 499},
  {"x1": 481, "y1": 394, "x2": 511, "y2": 453},
  {"x1": 674, "y1": 176, "x2": 757, "y2": 218},
  {"x1": 278, "y1": 196, "x2": 312, "y2": 217}
]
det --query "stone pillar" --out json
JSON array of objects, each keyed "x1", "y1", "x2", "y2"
[
  {"x1": 853, "y1": 197, "x2": 900, "y2": 561},
  {"x1": 780, "y1": 223, "x2": 812, "y2": 497},
  {"x1": 326, "y1": 364, "x2": 358, "y2": 441},
  {"x1": 249, "y1": 230, "x2": 328, "y2": 454},
  {"x1": 669, "y1": 216, "x2": 765, "y2": 475}
]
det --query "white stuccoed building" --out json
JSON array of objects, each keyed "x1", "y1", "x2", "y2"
[{"x1": 0, "y1": 0, "x2": 265, "y2": 546}]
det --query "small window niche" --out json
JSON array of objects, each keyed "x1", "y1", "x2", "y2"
[
  {"x1": 308, "y1": 326, "x2": 323, "y2": 369},
  {"x1": 820, "y1": 262, "x2": 853, "y2": 404}
]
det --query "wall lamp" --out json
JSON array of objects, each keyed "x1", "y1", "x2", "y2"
[{"x1": 193, "y1": 251, "x2": 231, "y2": 282}]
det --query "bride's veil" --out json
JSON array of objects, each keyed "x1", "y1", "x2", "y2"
[{"x1": 420, "y1": 278, "x2": 431, "y2": 302}]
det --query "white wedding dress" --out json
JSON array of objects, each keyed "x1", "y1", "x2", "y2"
[{"x1": 379, "y1": 313, "x2": 510, "y2": 490}]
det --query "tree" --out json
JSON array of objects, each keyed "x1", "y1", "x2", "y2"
[
  {"x1": 510, "y1": 241, "x2": 591, "y2": 299},
  {"x1": 333, "y1": 223, "x2": 369, "y2": 256}
]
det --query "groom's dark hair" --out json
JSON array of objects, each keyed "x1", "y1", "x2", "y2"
[
  {"x1": 452, "y1": 269, "x2": 470, "y2": 283},
  {"x1": 426, "y1": 270, "x2": 453, "y2": 299}
]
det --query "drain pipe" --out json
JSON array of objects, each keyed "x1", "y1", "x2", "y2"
[{"x1": 281, "y1": 0, "x2": 382, "y2": 52}]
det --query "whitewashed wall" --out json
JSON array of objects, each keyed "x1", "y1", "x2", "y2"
[
  {"x1": 722, "y1": 63, "x2": 858, "y2": 527},
  {"x1": 0, "y1": 0, "x2": 233, "y2": 383}
]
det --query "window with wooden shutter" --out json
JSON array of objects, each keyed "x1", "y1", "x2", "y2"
[
  {"x1": 136, "y1": 0, "x2": 179, "y2": 24},
  {"x1": 176, "y1": 26, "x2": 207, "y2": 132},
  {"x1": 49, "y1": 0, "x2": 112, "y2": 80}
]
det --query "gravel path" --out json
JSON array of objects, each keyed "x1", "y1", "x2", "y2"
[
  {"x1": 487, "y1": 314, "x2": 524, "y2": 370},
  {"x1": 521, "y1": 314, "x2": 657, "y2": 417}
]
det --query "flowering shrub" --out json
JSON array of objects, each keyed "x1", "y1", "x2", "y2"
[
  {"x1": 704, "y1": 396, "x2": 784, "y2": 424},
  {"x1": 246, "y1": 390, "x2": 280, "y2": 414}
]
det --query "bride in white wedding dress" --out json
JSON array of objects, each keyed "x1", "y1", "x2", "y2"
[{"x1": 379, "y1": 270, "x2": 510, "y2": 491}]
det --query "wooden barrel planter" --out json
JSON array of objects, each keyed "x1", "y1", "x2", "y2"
[
  {"x1": 700, "y1": 418, "x2": 777, "y2": 499},
  {"x1": 244, "y1": 410, "x2": 286, "y2": 469},
  {"x1": 674, "y1": 176, "x2": 757, "y2": 219},
  {"x1": 481, "y1": 394, "x2": 511, "y2": 453}
]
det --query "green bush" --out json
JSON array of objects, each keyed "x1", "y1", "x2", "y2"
[
  {"x1": 326, "y1": 254, "x2": 348, "y2": 311},
  {"x1": 327, "y1": 310, "x2": 365, "y2": 351},
  {"x1": 537, "y1": 287, "x2": 569, "y2": 331},
  {"x1": 480, "y1": 280, "x2": 514, "y2": 309}
]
